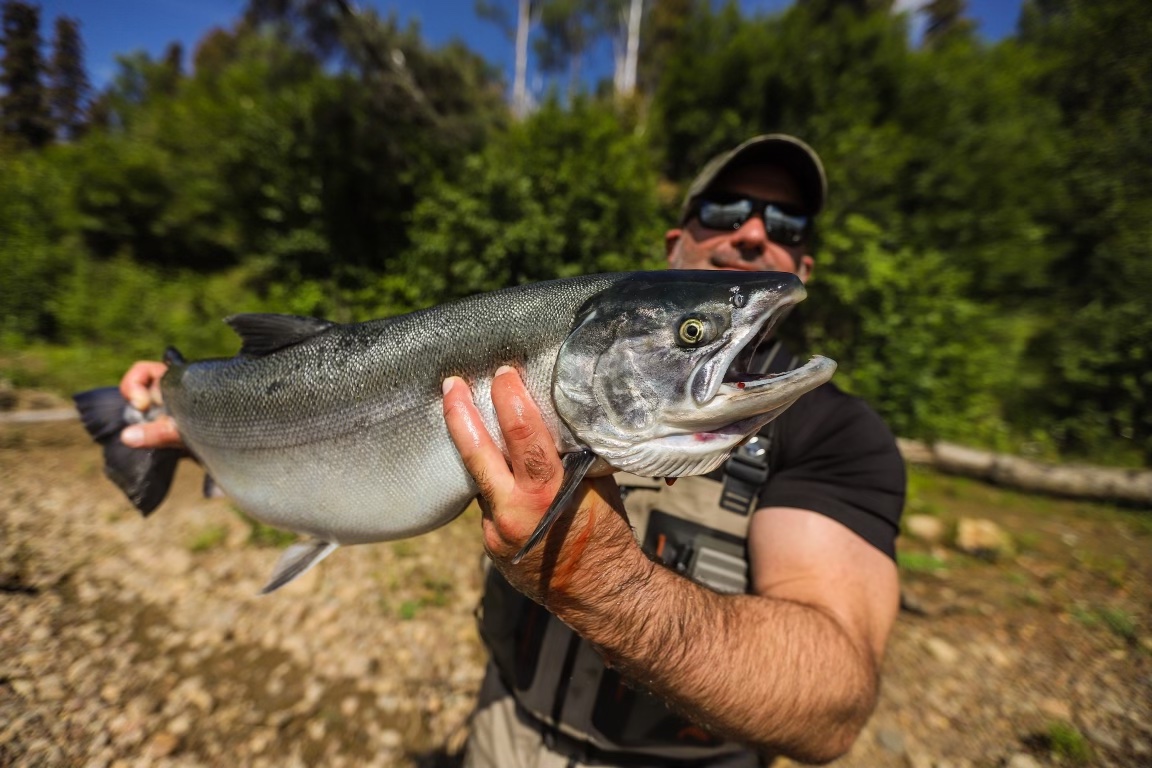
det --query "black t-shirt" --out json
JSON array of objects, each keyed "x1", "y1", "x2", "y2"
[{"x1": 756, "y1": 381, "x2": 906, "y2": 559}]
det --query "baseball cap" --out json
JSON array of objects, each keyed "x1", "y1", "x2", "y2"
[{"x1": 678, "y1": 134, "x2": 827, "y2": 224}]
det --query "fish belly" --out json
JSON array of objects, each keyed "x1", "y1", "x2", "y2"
[{"x1": 187, "y1": 410, "x2": 478, "y2": 545}]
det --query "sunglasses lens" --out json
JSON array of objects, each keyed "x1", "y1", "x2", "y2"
[
  {"x1": 698, "y1": 199, "x2": 753, "y2": 230},
  {"x1": 763, "y1": 206, "x2": 809, "y2": 246}
]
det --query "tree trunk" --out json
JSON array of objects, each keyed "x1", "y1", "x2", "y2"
[
  {"x1": 898, "y1": 439, "x2": 1152, "y2": 507},
  {"x1": 513, "y1": 0, "x2": 530, "y2": 118},
  {"x1": 620, "y1": 0, "x2": 642, "y2": 96}
]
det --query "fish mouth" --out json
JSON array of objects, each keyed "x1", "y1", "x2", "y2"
[{"x1": 687, "y1": 290, "x2": 837, "y2": 428}]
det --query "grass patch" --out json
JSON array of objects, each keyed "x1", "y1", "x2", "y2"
[
  {"x1": 390, "y1": 540, "x2": 417, "y2": 558},
  {"x1": 189, "y1": 524, "x2": 229, "y2": 552},
  {"x1": 232, "y1": 509, "x2": 298, "y2": 548},
  {"x1": 897, "y1": 551, "x2": 949, "y2": 573},
  {"x1": 1070, "y1": 603, "x2": 1140, "y2": 642},
  {"x1": 1046, "y1": 720, "x2": 1092, "y2": 764}
]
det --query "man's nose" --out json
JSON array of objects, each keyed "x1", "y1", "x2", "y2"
[{"x1": 730, "y1": 215, "x2": 768, "y2": 258}]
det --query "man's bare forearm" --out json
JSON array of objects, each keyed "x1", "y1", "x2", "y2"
[{"x1": 544, "y1": 531, "x2": 879, "y2": 763}]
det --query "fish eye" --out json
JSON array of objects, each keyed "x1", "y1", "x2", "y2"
[{"x1": 678, "y1": 317, "x2": 708, "y2": 346}]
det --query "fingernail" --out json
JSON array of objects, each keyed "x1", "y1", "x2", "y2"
[
  {"x1": 122, "y1": 426, "x2": 143, "y2": 446},
  {"x1": 442, "y1": 377, "x2": 458, "y2": 395},
  {"x1": 494, "y1": 365, "x2": 515, "y2": 378},
  {"x1": 129, "y1": 394, "x2": 150, "y2": 411}
]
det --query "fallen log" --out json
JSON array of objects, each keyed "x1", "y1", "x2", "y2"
[{"x1": 898, "y1": 439, "x2": 1152, "y2": 507}]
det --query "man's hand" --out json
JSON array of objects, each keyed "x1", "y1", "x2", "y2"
[
  {"x1": 441, "y1": 366, "x2": 637, "y2": 606},
  {"x1": 118, "y1": 361, "x2": 184, "y2": 449}
]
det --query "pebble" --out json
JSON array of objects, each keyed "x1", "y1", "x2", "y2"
[
  {"x1": 954, "y1": 518, "x2": 1014, "y2": 560},
  {"x1": 146, "y1": 731, "x2": 181, "y2": 758},
  {"x1": 1006, "y1": 755, "x2": 1042, "y2": 768},
  {"x1": 1037, "y1": 697, "x2": 1071, "y2": 721},
  {"x1": 875, "y1": 727, "x2": 905, "y2": 754},
  {"x1": 905, "y1": 514, "x2": 947, "y2": 544},
  {"x1": 925, "y1": 637, "x2": 960, "y2": 665}
]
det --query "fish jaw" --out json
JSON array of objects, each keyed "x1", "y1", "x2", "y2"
[{"x1": 552, "y1": 270, "x2": 836, "y2": 478}]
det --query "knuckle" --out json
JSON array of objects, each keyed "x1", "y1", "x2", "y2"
[{"x1": 501, "y1": 419, "x2": 537, "y2": 446}]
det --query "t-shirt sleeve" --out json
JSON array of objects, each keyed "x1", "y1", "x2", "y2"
[{"x1": 757, "y1": 384, "x2": 906, "y2": 559}]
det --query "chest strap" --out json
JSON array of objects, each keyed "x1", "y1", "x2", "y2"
[{"x1": 718, "y1": 340, "x2": 797, "y2": 516}]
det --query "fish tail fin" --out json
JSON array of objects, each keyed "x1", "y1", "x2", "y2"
[
  {"x1": 261, "y1": 539, "x2": 339, "y2": 595},
  {"x1": 72, "y1": 386, "x2": 181, "y2": 517}
]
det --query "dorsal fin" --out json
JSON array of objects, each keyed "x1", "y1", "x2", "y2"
[{"x1": 225, "y1": 314, "x2": 335, "y2": 357}]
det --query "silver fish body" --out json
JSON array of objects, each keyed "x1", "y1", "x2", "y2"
[{"x1": 76, "y1": 270, "x2": 836, "y2": 591}]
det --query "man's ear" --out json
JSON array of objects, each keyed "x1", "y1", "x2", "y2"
[
  {"x1": 665, "y1": 229, "x2": 683, "y2": 264},
  {"x1": 798, "y1": 254, "x2": 814, "y2": 283}
]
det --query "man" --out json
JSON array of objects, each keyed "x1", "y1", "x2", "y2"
[{"x1": 120, "y1": 136, "x2": 905, "y2": 767}]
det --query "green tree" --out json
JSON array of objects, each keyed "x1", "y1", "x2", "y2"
[
  {"x1": 922, "y1": 0, "x2": 974, "y2": 48},
  {"x1": 403, "y1": 98, "x2": 664, "y2": 305},
  {"x1": 1018, "y1": 0, "x2": 1152, "y2": 463},
  {"x1": 47, "y1": 15, "x2": 89, "y2": 140},
  {"x1": 0, "y1": 0, "x2": 52, "y2": 149}
]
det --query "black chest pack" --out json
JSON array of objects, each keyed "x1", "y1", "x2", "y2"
[{"x1": 477, "y1": 342, "x2": 798, "y2": 764}]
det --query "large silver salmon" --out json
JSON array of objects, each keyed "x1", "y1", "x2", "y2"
[{"x1": 75, "y1": 270, "x2": 835, "y2": 592}]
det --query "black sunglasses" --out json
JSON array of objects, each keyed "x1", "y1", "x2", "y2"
[{"x1": 689, "y1": 195, "x2": 811, "y2": 246}]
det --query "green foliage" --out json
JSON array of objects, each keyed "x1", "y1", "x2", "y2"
[
  {"x1": 1016, "y1": 0, "x2": 1152, "y2": 464},
  {"x1": 1045, "y1": 720, "x2": 1092, "y2": 764},
  {"x1": 0, "y1": 149, "x2": 76, "y2": 339},
  {"x1": 805, "y1": 215, "x2": 1011, "y2": 443},
  {"x1": 404, "y1": 97, "x2": 665, "y2": 304}
]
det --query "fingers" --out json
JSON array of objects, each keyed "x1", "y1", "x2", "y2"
[
  {"x1": 442, "y1": 375, "x2": 512, "y2": 503},
  {"x1": 442, "y1": 367, "x2": 564, "y2": 557},
  {"x1": 490, "y1": 366, "x2": 562, "y2": 498},
  {"x1": 121, "y1": 416, "x2": 184, "y2": 450},
  {"x1": 119, "y1": 361, "x2": 184, "y2": 450},
  {"x1": 120, "y1": 361, "x2": 169, "y2": 411}
]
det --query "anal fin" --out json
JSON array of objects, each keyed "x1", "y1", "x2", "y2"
[{"x1": 261, "y1": 539, "x2": 339, "y2": 594}]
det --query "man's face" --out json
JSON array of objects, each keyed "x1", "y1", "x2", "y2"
[{"x1": 666, "y1": 164, "x2": 815, "y2": 282}]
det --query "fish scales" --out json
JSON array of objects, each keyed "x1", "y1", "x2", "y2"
[{"x1": 164, "y1": 274, "x2": 626, "y2": 545}]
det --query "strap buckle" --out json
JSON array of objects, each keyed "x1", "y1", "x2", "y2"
[{"x1": 719, "y1": 434, "x2": 770, "y2": 515}]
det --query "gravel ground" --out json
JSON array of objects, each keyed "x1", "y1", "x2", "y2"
[{"x1": 2, "y1": 415, "x2": 1150, "y2": 768}]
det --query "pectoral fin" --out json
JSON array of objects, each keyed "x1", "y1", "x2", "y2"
[
  {"x1": 261, "y1": 539, "x2": 339, "y2": 594},
  {"x1": 511, "y1": 450, "x2": 597, "y2": 565}
]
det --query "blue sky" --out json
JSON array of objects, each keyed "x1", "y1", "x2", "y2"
[{"x1": 36, "y1": 0, "x2": 1024, "y2": 93}]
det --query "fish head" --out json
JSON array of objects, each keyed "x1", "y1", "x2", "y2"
[{"x1": 553, "y1": 269, "x2": 836, "y2": 477}]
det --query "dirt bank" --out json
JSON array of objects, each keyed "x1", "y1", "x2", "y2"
[{"x1": 2, "y1": 417, "x2": 1149, "y2": 767}]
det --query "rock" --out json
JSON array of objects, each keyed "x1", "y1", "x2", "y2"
[
  {"x1": 875, "y1": 727, "x2": 905, "y2": 754},
  {"x1": 1086, "y1": 726, "x2": 1122, "y2": 752},
  {"x1": 905, "y1": 514, "x2": 947, "y2": 544},
  {"x1": 1038, "y1": 697, "x2": 1071, "y2": 721},
  {"x1": 925, "y1": 637, "x2": 960, "y2": 665},
  {"x1": 1006, "y1": 755, "x2": 1042, "y2": 768},
  {"x1": 146, "y1": 731, "x2": 181, "y2": 758},
  {"x1": 954, "y1": 518, "x2": 1014, "y2": 560}
]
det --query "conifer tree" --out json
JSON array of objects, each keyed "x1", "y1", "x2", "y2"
[
  {"x1": 48, "y1": 15, "x2": 89, "y2": 140},
  {"x1": 923, "y1": 0, "x2": 974, "y2": 46},
  {"x1": 0, "y1": 0, "x2": 52, "y2": 148}
]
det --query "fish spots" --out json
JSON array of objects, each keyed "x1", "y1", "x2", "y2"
[{"x1": 729, "y1": 286, "x2": 746, "y2": 308}]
